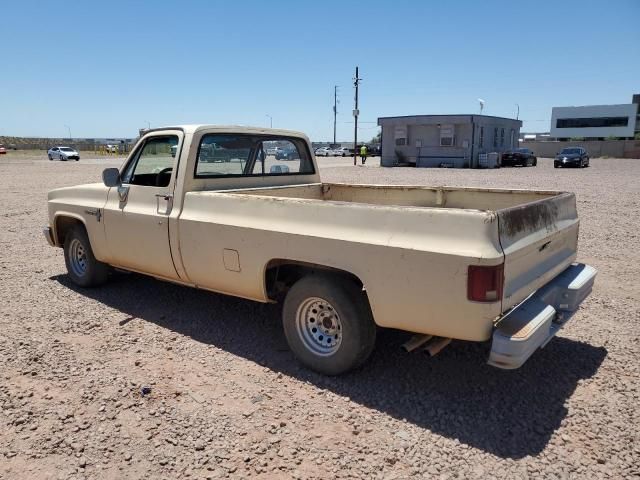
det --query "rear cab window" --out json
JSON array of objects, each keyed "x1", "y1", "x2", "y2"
[{"x1": 195, "y1": 134, "x2": 315, "y2": 178}]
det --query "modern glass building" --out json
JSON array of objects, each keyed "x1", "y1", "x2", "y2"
[{"x1": 550, "y1": 95, "x2": 639, "y2": 140}]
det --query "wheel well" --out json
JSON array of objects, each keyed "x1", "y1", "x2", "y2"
[
  {"x1": 264, "y1": 260, "x2": 364, "y2": 301},
  {"x1": 54, "y1": 216, "x2": 85, "y2": 246}
]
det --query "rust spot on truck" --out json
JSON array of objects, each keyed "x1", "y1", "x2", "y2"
[{"x1": 499, "y1": 200, "x2": 559, "y2": 237}]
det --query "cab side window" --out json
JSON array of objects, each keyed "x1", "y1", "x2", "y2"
[{"x1": 122, "y1": 136, "x2": 179, "y2": 187}]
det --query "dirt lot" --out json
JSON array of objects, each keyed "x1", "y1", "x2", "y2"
[{"x1": 1, "y1": 152, "x2": 639, "y2": 479}]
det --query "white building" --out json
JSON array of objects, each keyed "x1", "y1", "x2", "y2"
[{"x1": 550, "y1": 97, "x2": 639, "y2": 140}]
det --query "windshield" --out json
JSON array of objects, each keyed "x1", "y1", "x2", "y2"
[
  {"x1": 60, "y1": 147, "x2": 75, "y2": 152},
  {"x1": 560, "y1": 148, "x2": 581, "y2": 154}
]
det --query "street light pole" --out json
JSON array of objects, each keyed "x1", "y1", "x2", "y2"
[
  {"x1": 333, "y1": 85, "x2": 338, "y2": 146},
  {"x1": 64, "y1": 125, "x2": 71, "y2": 141},
  {"x1": 353, "y1": 66, "x2": 361, "y2": 166},
  {"x1": 266, "y1": 114, "x2": 273, "y2": 128},
  {"x1": 516, "y1": 103, "x2": 520, "y2": 120}
]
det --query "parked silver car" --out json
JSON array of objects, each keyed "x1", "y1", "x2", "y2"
[{"x1": 48, "y1": 146, "x2": 80, "y2": 161}]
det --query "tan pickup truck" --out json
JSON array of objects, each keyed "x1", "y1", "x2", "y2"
[{"x1": 44, "y1": 125, "x2": 596, "y2": 374}]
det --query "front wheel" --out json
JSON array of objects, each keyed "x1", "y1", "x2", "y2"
[
  {"x1": 48, "y1": 155, "x2": 52, "y2": 160},
  {"x1": 283, "y1": 274, "x2": 376, "y2": 375},
  {"x1": 64, "y1": 225, "x2": 109, "y2": 287}
]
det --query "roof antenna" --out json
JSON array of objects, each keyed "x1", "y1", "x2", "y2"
[{"x1": 477, "y1": 98, "x2": 485, "y2": 115}]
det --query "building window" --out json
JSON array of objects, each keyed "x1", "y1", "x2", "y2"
[
  {"x1": 440, "y1": 125, "x2": 454, "y2": 146},
  {"x1": 493, "y1": 128, "x2": 498, "y2": 148},
  {"x1": 500, "y1": 128, "x2": 505, "y2": 146},
  {"x1": 556, "y1": 117, "x2": 629, "y2": 128},
  {"x1": 479, "y1": 126, "x2": 484, "y2": 148},
  {"x1": 394, "y1": 126, "x2": 407, "y2": 146}
]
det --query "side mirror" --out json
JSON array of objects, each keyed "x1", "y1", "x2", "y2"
[{"x1": 102, "y1": 168, "x2": 121, "y2": 187}]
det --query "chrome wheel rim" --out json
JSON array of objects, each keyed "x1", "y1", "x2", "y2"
[
  {"x1": 295, "y1": 297, "x2": 342, "y2": 356},
  {"x1": 69, "y1": 238, "x2": 88, "y2": 277}
]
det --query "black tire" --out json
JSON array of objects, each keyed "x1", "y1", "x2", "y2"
[
  {"x1": 63, "y1": 225, "x2": 109, "y2": 287},
  {"x1": 533, "y1": 158, "x2": 537, "y2": 166},
  {"x1": 48, "y1": 155, "x2": 52, "y2": 160},
  {"x1": 282, "y1": 274, "x2": 376, "y2": 375}
]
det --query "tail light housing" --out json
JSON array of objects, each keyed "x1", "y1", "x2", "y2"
[{"x1": 468, "y1": 264, "x2": 504, "y2": 302}]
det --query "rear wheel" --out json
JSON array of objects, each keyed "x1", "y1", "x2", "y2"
[
  {"x1": 64, "y1": 225, "x2": 109, "y2": 287},
  {"x1": 283, "y1": 274, "x2": 376, "y2": 375}
]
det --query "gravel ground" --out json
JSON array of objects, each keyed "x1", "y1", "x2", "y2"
[{"x1": 1, "y1": 152, "x2": 639, "y2": 479}]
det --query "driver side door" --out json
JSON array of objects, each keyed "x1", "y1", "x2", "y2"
[{"x1": 102, "y1": 132, "x2": 183, "y2": 280}]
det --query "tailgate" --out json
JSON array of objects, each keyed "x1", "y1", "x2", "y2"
[{"x1": 498, "y1": 192, "x2": 579, "y2": 312}]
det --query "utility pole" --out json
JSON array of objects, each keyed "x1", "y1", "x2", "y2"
[
  {"x1": 266, "y1": 114, "x2": 273, "y2": 128},
  {"x1": 333, "y1": 85, "x2": 338, "y2": 146},
  {"x1": 516, "y1": 103, "x2": 520, "y2": 120},
  {"x1": 353, "y1": 66, "x2": 361, "y2": 166}
]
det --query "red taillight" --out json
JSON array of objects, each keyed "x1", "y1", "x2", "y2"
[{"x1": 468, "y1": 264, "x2": 504, "y2": 302}]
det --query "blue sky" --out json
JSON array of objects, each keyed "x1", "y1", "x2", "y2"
[{"x1": 1, "y1": 0, "x2": 638, "y2": 140}]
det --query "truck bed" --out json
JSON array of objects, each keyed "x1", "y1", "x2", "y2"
[
  {"x1": 230, "y1": 183, "x2": 580, "y2": 310},
  {"x1": 224, "y1": 183, "x2": 558, "y2": 211},
  {"x1": 178, "y1": 183, "x2": 578, "y2": 341}
]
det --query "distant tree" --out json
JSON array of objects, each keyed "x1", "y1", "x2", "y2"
[
  {"x1": 635, "y1": 132, "x2": 640, "y2": 140},
  {"x1": 606, "y1": 135, "x2": 619, "y2": 141},
  {"x1": 371, "y1": 131, "x2": 381, "y2": 143}
]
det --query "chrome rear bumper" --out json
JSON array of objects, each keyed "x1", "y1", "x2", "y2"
[{"x1": 488, "y1": 263, "x2": 597, "y2": 369}]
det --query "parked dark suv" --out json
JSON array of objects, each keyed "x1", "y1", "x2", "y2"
[{"x1": 554, "y1": 147, "x2": 590, "y2": 168}]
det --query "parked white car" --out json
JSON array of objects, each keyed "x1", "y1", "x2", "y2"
[
  {"x1": 332, "y1": 147, "x2": 351, "y2": 157},
  {"x1": 48, "y1": 146, "x2": 80, "y2": 161},
  {"x1": 105, "y1": 144, "x2": 119, "y2": 153},
  {"x1": 315, "y1": 147, "x2": 332, "y2": 157}
]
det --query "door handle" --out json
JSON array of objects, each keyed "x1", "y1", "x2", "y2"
[{"x1": 155, "y1": 193, "x2": 173, "y2": 201}]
